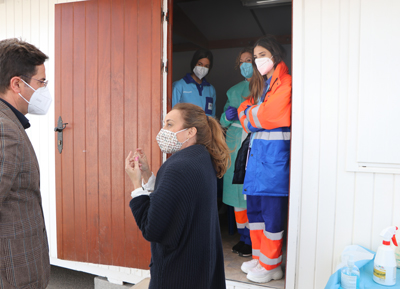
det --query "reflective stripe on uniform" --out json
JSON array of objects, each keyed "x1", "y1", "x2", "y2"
[
  {"x1": 252, "y1": 249, "x2": 260, "y2": 258},
  {"x1": 243, "y1": 118, "x2": 250, "y2": 132},
  {"x1": 251, "y1": 105, "x2": 262, "y2": 128},
  {"x1": 249, "y1": 222, "x2": 264, "y2": 230},
  {"x1": 236, "y1": 222, "x2": 250, "y2": 229},
  {"x1": 231, "y1": 123, "x2": 242, "y2": 128},
  {"x1": 253, "y1": 131, "x2": 291, "y2": 141},
  {"x1": 259, "y1": 253, "x2": 282, "y2": 266},
  {"x1": 259, "y1": 253, "x2": 283, "y2": 270},
  {"x1": 234, "y1": 207, "x2": 246, "y2": 212},
  {"x1": 239, "y1": 111, "x2": 245, "y2": 119},
  {"x1": 264, "y1": 230, "x2": 284, "y2": 241}
]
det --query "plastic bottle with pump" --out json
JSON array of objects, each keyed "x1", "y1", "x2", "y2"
[
  {"x1": 341, "y1": 254, "x2": 360, "y2": 289},
  {"x1": 373, "y1": 226, "x2": 398, "y2": 286}
]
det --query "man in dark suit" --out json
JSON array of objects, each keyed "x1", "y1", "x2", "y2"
[{"x1": 0, "y1": 38, "x2": 52, "y2": 289}]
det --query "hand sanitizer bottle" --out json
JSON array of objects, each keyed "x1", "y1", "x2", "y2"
[
  {"x1": 373, "y1": 226, "x2": 398, "y2": 286},
  {"x1": 341, "y1": 254, "x2": 360, "y2": 289}
]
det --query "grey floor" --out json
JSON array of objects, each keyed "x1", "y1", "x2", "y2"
[
  {"x1": 47, "y1": 265, "x2": 95, "y2": 289},
  {"x1": 220, "y1": 212, "x2": 286, "y2": 288},
  {"x1": 46, "y1": 208, "x2": 285, "y2": 289}
]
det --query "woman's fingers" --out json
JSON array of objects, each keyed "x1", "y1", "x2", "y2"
[
  {"x1": 125, "y1": 151, "x2": 133, "y2": 169},
  {"x1": 133, "y1": 156, "x2": 139, "y2": 166}
]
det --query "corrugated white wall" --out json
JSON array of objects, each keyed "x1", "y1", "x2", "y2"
[
  {"x1": 290, "y1": 0, "x2": 400, "y2": 288},
  {"x1": 0, "y1": 0, "x2": 149, "y2": 284}
]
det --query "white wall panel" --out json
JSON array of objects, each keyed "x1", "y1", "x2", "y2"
[
  {"x1": 0, "y1": 2, "x2": 5, "y2": 40},
  {"x1": 371, "y1": 174, "x2": 395, "y2": 250},
  {"x1": 393, "y1": 175, "x2": 400, "y2": 226},
  {"x1": 352, "y1": 173, "x2": 374, "y2": 248},
  {"x1": 292, "y1": 0, "x2": 400, "y2": 288},
  {"x1": 295, "y1": 0, "x2": 321, "y2": 287},
  {"x1": 357, "y1": 0, "x2": 400, "y2": 166},
  {"x1": 331, "y1": 0, "x2": 356, "y2": 273},
  {"x1": 314, "y1": 0, "x2": 340, "y2": 286}
]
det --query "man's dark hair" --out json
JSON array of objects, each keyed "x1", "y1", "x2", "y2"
[
  {"x1": 0, "y1": 38, "x2": 48, "y2": 94},
  {"x1": 190, "y1": 49, "x2": 213, "y2": 72}
]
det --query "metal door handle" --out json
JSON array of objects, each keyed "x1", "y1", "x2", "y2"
[{"x1": 54, "y1": 116, "x2": 68, "y2": 153}]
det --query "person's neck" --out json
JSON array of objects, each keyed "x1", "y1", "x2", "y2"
[
  {"x1": 266, "y1": 68, "x2": 275, "y2": 80},
  {"x1": 1, "y1": 93, "x2": 25, "y2": 114},
  {"x1": 191, "y1": 73, "x2": 202, "y2": 84}
]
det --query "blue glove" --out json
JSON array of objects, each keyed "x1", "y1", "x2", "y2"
[
  {"x1": 225, "y1": 106, "x2": 239, "y2": 121},
  {"x1": 244, "y1": 105, "x2": 251, "y2": 116}
]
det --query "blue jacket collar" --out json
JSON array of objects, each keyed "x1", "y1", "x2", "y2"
[{"x1": 183, "y1": 73, "x2": 211, "y2": 86}]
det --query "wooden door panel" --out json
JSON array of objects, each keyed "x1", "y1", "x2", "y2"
[
  {"x1": 85, "y1": 0, "x2": 100, "y2": 265},
  {"x1": 55, "y1": 0, "x2": 162, "y2": 268},
  {"x1": 72, "y1": 1, "x2": 87, "y2": 262},
  {"x1": 97, "y1": 0, "x2": 112, "y2": 265}
]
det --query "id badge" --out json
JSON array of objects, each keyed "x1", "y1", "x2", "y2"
[{"x1": 205, "y1": 97, "x2": 213, "y2": 115}]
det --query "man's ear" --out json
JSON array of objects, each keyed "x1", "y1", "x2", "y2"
[{"x1": 9, "y1": 77, "x2": 23, "y2": 94}]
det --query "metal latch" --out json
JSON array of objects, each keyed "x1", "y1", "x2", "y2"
[{"x1": 54, "y1": 116, "x2": 68, "y2": 154}]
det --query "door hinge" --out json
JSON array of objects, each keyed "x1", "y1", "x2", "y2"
[
  {"x1": 162, "y1": 60, "x2": 168, "y2": 73},
  {"x1": 162, "y1": 10, "x2": 169, "y2": 22}
]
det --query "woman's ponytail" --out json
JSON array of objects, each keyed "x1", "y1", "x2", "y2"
[
  {"x1": 173, "y1": 103, "x2": 231, "y2": 178},
  {"x1": 205, "y1": 116, "x2": 231, "y2": 178}
]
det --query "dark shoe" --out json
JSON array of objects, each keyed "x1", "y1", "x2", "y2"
[
  {"x1": 232, "y1": 241, "x2": 245, "y2": 254},
  {"x1": 239, "y1": 244, "x2": 252, "y2": 257}
]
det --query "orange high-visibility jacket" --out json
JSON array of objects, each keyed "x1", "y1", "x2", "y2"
[{"x1": 238, "y1": 61, "x2": 291, "y2": 132}]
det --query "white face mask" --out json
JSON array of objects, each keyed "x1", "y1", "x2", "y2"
[
  {"x1": 255, "y1": 56, "x2": 274, "y2": 76},
  {"x1": 19, "y1": 79, "x2": 52, "y2": 115},
  {"x1": 156, "y1": 128, "x2": 189, "y2": 154},
  {"x1": 193, "y1": 66, "x2": 209, "y2": 80}
]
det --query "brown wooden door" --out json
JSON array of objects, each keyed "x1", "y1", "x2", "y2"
[{"x1": 55, "y1": 0, "x2": 163, "y2": 269}]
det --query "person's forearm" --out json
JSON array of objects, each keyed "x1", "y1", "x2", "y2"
[{"x1": 142, "y1": 170, "x2": 152, "y2": 184}]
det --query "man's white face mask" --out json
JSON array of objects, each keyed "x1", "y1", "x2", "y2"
[{"x1": 19, "y1": 78, "x2": 52, "y2": 115}]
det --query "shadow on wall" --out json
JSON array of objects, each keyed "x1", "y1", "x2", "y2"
[{"x1": 172, "y1": 45, "x2": 292, "y2": 119}]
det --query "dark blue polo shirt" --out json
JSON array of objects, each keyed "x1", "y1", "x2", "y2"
[{"x1": 0, "y1": 98, "x2": 30, "y2": 129}]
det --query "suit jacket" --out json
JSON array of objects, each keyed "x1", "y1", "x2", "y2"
[{"x1": 0, "y1": 100, "x2": 50, "y2": 289}]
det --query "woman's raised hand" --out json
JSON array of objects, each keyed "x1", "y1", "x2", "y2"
[
  {"x1": 134, "y1": 148, "x2": 152, "y2": 183},
  {"x1": 125, "y1": 151, "x2": 142, "y2": 190}
]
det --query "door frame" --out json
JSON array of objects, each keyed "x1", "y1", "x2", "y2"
[{"x1": 164, "y1": 1, "x2": 300, "y2": 288}]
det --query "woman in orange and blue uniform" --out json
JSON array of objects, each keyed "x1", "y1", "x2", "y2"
[{"x1": 237, "y1": 35, "x2": 291, "y2": 283}]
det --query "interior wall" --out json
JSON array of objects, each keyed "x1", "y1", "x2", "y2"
[{"x1": 172, "y1": 44, "x2": 292, "y2": 119}]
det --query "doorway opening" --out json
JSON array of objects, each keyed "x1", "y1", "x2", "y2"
[{"x1": 169, "y1": 0, "x2": 292, "y2": 287}]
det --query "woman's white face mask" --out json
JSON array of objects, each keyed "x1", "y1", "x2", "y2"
[
  {"x1": 255, "y1": 56, "x2": 274, "y2": 76},
  {"x1": 193, "y1": 66, "x2": 209, "y2": 80},
  {"x1": 19, "y1": 79, "x2": 52, "y2": 115},
  {"x1": 156, "y1": 128, "x2": 189, "y2": 154}
]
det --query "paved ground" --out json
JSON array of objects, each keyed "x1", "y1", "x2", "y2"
[{"x1": 47, "y1": 265, "x2": 95, "y2": 289}]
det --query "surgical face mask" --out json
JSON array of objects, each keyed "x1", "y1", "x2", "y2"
[
  {"x1": 240, "y1": 62, "x2": 253, "y2": 79},
  {"x1": 255, "y1": 56, "x2": 274, "y2": 76},
  {"x1": 156, "y1": 128, "x2": 189, "y2": 154},
  {"x1": 19, "y1": 79, "x2": 52, "y2": 115},
  {"x1": 193, "y1": 66, "x2": 209, "y2": 80}
]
